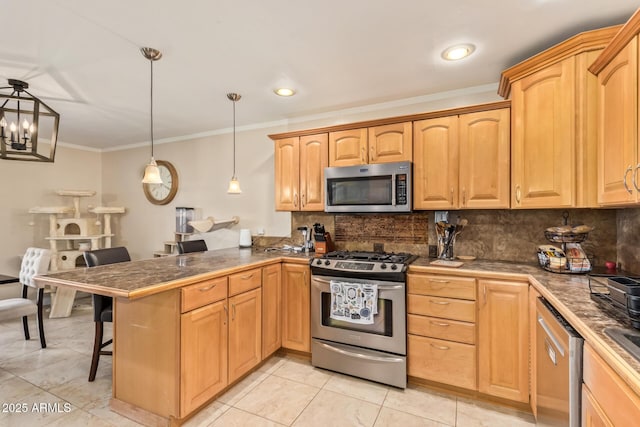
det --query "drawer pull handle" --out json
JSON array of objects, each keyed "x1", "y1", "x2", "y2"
[
  {"x1": 223, "y1": 305, "x2": 228, "y2": 325},
  {"x1": 430, "y1": 343, "x2": 450, "y2": 351},
  {"x1": 430, "y1": 279, "x2": 449, "y2": 284},
  {"x1": 199, "y1": 284, "x2": 216, "y2": 292},
  {"x1": 429, "y1": 300, "x2": 450, "y2": 305},
  {"x1": 241, "y1": 273, "x2": 254, "y2": 280},
  {"x1": 430, "y1": 321, "x2": 450, "y2": 327}
]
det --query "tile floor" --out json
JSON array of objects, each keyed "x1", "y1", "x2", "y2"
[{"x1": 0, "y1": 298, "x2": 536, "y2": 426}]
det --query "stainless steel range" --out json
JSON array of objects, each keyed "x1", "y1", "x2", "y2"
[{"x1": 309, "y1": 250, "x2": 416, "y2": 388}]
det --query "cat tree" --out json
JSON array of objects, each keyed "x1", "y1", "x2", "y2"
[{"x1": 29, "y1": 190, "x2": 125, "y2": 318}]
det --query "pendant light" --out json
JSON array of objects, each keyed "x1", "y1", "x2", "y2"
[
  {"x1": 141, "y1": 47, "x2": 163, "y2": 184},
  {"x1": 227, "y1": 93, "x2": 242, "y2": 194}
]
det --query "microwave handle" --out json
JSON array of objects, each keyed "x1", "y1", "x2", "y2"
[{"x1": 391, "y1": 174, "x2": 396, "y2": 206}]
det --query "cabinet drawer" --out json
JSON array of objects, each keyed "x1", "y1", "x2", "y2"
[
  {"x1": 583, "y1": 344, "x2": 640, "y2": 426},
  {"x1": 407, "y1": 294, "x2": 476, "y2": 322},
  {"x1": 228, "y1": 268, "x2": 262, "y2": 296},
  {"x1": 181, "y1": 277, "x2": 228, "y2": 313},
  {"x1": 408, "y1": 314, "x2": 475, "y2": 344},
  {"x1": 408, "y1": 334, "x2": 476, "y2": 390},
  {"x1": 408, "y1": 274, "x2": 476, "y2": 300}
]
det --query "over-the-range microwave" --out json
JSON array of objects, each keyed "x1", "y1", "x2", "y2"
[{"x1": 324, "y1": 161, "x2": 412, "y2": 213}]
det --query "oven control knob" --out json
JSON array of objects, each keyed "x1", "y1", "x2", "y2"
[
  {"x1": 316, "y1": 259, "x2": 323, "y2": 265},
  {"x1": 380, "y1": 263, "x2": 387, "y2": 269},
  {"x1": 390, "y1": 264, "x2": 398, "y2": 270},
  {"x1": 324, "y1": 260, "x2": 331, "y2": 266}
]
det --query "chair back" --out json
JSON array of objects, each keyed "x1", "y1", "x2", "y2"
[
  {"x1": 20, "y1": 248, "x2": 51, "y2": 289},
  {"x1": 83, "y1": 247, "x2": 131, "y2": 267},
  {"x1": 84, "y1": 247, "x2": 130, "y2": 322},
  {"x1": 177, "y1": 239, "x2": 208, "y2": 254}
]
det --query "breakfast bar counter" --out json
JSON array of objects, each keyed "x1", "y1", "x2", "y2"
[{"x1": 33, "y1": 247, "x2": 310, "y2": 299}]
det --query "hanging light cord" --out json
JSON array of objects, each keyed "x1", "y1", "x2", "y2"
[
  {"x1": 232, "y1": 98, "x2": 236, "y2": 177},
  {"x1": 149, "y1": 58, "x2": 154, "y2": 158}
]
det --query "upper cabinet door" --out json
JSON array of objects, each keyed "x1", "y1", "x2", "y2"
[
  {"x1": 596, "y1": 36, "x2": 638, "y2": 206},
  {"x1": 459, "y1": 109, "x2": 511, "y2": 209},
  {"x1": 329, "y1": 128, "x2": 368, "y2": 166},
  {"x1": 368, "y1": 122, "x2": 412, "y2": 164},
  {"x1": 299, "y1": 134, "x2": 328, "y2": 211},
  {"x1": 274, "y1": 137, "x2": 300, "y2": 211},
  {"x1": 413, "y1": 116, "x2": 459, "y2": 209},
  {"x1": 511, "y1": 57, "x2": 576, "y2": 208}
]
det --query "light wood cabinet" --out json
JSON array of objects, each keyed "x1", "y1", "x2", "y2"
[
  {"x1": 413, "y1": 108, "x2": 510, "y2": 210},
  {"x1": 407, "y1": 272, "x2": 477, "y2": 390},
  {"x1": 274, "y1": 134, "x2": 328, "y2": 211},
  {"x1": 458, "y1": 109, "x2": 511, "y2": 209},
  {"x1": 413, "y1": 116, "x2": 459, "y2": 209},
  {"x1": 262, "y1": 263, "x2": 281, "y2": 359},
  {"x1": 582, "y1": 384, "x2": 614, "y2": 427},
  {"x1": 582, "y1": 343, "x2": 640, "y2": 427},
  {"x1": 368, "y1": 122, "x2": 413, "y2": 164},
  {"x1": 329, "y1": 123, "x2": 412, "y2": 166},
  {"x1": 594, "y1": 36, "x2": 638, "y2": 205},
  {"x1": 181, "y1": 299, "x2": 228, "y2": 415},
  {"x1": 478, "y1": 279, "x2": 529, "y2": 403},
  {"x1": 281, "y1": 263, "x2": 310, "y2": 352},
  {"x1": 510, "y1": 58, "x2": 576, "y2": 208},
  {"x1": 501, "y1": 26, "x2": 618, "y2": 209},
  {"x1": 329, "y1": 128, "x2": 368, "y2": 166},
  {"x1": 228, "y1": 287, "x2": 262, "y2": 383}
]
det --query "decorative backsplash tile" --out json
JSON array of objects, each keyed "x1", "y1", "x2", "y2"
[{"x1": 287, "y1": 209, "x2": 618, "y2": 265}]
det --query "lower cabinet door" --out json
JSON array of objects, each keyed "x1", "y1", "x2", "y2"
[
  {"x1": 262, "y1": 264, "x2": 282, "y2": 359},
  {"x1": 180, "y1": 300, "x2": 228, "y2": 416},
  {"x1": 582, "y1": 384, "x2": 614, "y2": 427},
  {"x1": 228, "y1": 288, "x2": 262, "y2": 383},
  {"x1": 282, "y1": 263, "x2": 311, "y2": 352},
  {"x1": 408, "y1": 334, "x2": 476, "y2": 390},
  {"x1": 477, "y1": 279, "x2": 529, "y2": 403}
]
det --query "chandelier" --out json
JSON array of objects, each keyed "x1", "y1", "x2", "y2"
[{"x1": 0, "y1": 79, "x2": 60, "y2": 162}]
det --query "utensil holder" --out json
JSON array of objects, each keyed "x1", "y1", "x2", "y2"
[{"x1": 436, "y1": 233, "x2": 456, "y2": 259}]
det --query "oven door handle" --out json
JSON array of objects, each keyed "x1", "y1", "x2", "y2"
[
  {"x1": 315, "y1": 340, "x2": 405, "y2": 363},
  {"x1": 311, "y1": 277, "x2": 403, "y2": 291}
]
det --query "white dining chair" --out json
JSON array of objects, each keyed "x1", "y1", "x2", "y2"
[{"x1": 0, "y1": 248, "x2": 52, "y2": 348}]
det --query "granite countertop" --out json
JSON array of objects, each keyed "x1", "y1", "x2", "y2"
[
  {"x1": 34, "y1": 247, "x2": 312, "y2": 299},
  {"x1": 410, "y1": 258, "x2": 640, "y2": 397}
]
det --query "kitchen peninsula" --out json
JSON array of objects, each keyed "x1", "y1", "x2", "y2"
[
  {"x1": 34, "y1": 248, "x2": 640, "y2": 426},
  {"x1": 34, "y1": 248, "x2": 310, "y2": 426}
]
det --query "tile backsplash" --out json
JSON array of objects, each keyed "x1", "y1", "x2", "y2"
[
  {"x1": 279, "y1": 209, "x2": 617, "y2": 266},
  {"x1": 251, "y1": 207, "x2": 640, "y2": 272}
]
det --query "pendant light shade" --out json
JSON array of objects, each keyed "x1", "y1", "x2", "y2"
[
  {"x1": 141, "y1": 47, "x2": 163, "y2": 184},
  {"x1": 227, "y1": 92, "x2": 242, "y2": 194}
]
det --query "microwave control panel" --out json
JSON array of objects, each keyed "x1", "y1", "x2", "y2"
[{"x1": 396, "y1": 174, "x2": 408, "y2": 205}]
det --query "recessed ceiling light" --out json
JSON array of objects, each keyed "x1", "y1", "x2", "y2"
[
  {"x1": 274, "y1": 88, "x2": 295, "y2": 97},
  {"x1": 441, "y1": 44, "x2": 476, "y2": 61}
]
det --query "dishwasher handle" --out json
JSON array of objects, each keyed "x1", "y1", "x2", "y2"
[{"x1": 538, "y1": 314, "x2": 565, "y2": 358}]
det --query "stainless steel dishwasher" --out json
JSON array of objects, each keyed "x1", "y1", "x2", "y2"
[{"x1": 536, "y1": 297, "x2": 584, "y2": 427}]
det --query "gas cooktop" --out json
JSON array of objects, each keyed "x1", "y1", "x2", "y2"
[
  {"x1": 321, "y1": 250, "x2": 416, "y2": 264},
  {"x1": 310, "y1": 250, "x2": 417, "y2": 282}
]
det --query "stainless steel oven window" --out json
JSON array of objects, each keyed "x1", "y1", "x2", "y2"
[{"x1": 320, "y1": 290, "x2": 393, "y2": 336}]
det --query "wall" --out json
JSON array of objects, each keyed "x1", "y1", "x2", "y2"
[
  {"x1": 617, "y1": 208, "x2": 640, "y2": 273},
  {"x1": 0, "y1": 145, "x2": 102, "y2": 297}
]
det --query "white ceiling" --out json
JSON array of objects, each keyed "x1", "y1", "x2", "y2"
[{"x1": 2, "y1": 0, "x2": 637, "y2": 150}]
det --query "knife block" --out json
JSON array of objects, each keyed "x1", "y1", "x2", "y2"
[{"x1": 315, "y1": 233, "x2": 335, "y2": 255}]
